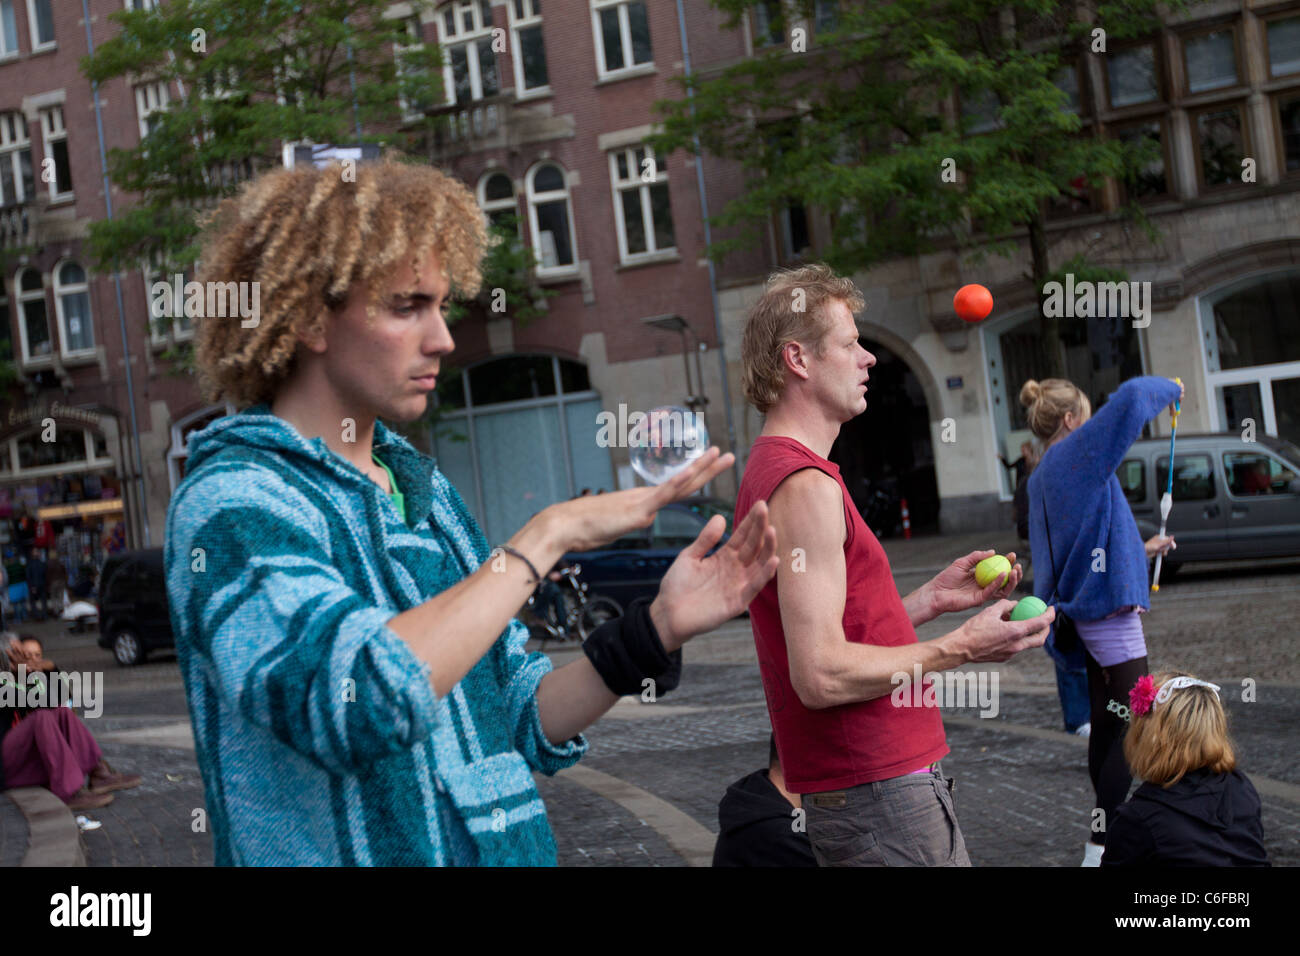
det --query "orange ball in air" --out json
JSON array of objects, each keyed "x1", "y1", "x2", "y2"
[{"x1": 954, "y1": 284, "x2": 994, "y2": 323}]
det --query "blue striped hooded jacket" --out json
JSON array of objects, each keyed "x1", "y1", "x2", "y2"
[{"x1": 163, "y1": 403, "x2": 586, "y2": 865}]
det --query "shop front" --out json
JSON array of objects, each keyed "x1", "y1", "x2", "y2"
[{"x1": 0, "y1": 402, "x2": 131, "y2": 593}]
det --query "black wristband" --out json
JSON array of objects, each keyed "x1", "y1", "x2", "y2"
[{"x1": 581, "y1": 597, "x2": 682, "y2": 697}]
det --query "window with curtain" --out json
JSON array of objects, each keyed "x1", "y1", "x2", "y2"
[
  {"x1": 55, "y1": 261, "x2": 94, "y2": 355},
  {"x1": 527, "y1": 163, "x2": 577, "y2": 274}
]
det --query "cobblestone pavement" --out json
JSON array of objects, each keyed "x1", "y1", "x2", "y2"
[{"x1": 2, "y1": 542, "x2": 1296, "y2": 867}]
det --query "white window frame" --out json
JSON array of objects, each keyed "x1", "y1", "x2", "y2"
[
  {"x1": 0, "y1": 110, "x2": 33, "y2": 205},
  {"x1": 394, "y1": 16, "x2": 432, "y2": 122},
  {"x1": 478, "y1": 170, "x2": 520, "y2": 236},
  {"x1": 15, "y1": 267, "x2": 51, "y2": 364},
  {"x1": 1, "y1": 0, "x2": 21, "y2": 58},
  {"x1": 273, "y1": 57, "x2": 307, "y2": 109},
  {"x1": 124, "y1": 0, "x2": 160, "y2": 10},
  {"x1": 1197, "y1": 269, "x2": 1300, "y2": 439},
  {"x1": 135, "y1": 81, "x2": 170, "y2": 142},
  {"x1": 168, "y1": 402, "x2": 236, "y2": 492},
  {"x1": 26, "y1": 0, "x2": 53, "y2": 51},
  {"x1": 591, "y1": 0, "x2": 654, "y2": 80},
  {"x1": 526, "y1": 162, "x2": 579, "y2": 278},
  {"x1": 40, "y1": 106, "x2": 72, "y2": 201},
  {"x1": 53, "y1": 259, "x2": 94, "y2": 358},
  {"x1": 439, "y1": 0, "x2": 499, "y2": 106},
  {"x1": 144, "y1": 263, "x2": 196, "y2": 346},
  {"x1": 608, "y1": 144, "x2": 675, "y2": 263},
  {"x1": 508, "y1": 0, "x2": 549, "y2": 98}
]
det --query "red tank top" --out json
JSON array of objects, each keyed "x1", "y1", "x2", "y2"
[{"x1": 735, "y1": 436, "x2": 948, "y2": 792}]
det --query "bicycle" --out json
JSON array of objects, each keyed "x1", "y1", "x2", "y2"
[{"x1": 522, "y1": 563, "x2": 622, "y2": 646}]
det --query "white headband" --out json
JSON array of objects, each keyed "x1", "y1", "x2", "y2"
[{"x1": 1155, "y1": 677, "x2": 1220, "y2": 705}]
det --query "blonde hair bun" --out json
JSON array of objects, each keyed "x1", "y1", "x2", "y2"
[{"x1": 1019, "y1": 379, "x2": 1042, "y2": 407}]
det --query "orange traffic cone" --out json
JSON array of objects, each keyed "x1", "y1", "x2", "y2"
[{"x1": 901, "y1": 497, "x2": 911, "y2": 539}]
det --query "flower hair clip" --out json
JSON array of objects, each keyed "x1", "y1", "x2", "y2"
[
  {"x1": 1129, "y1": 674, "x2": 1220, "y2": 718},
  {"x1": 1129, "y1": 675, "x2": 1158, "y2": 717}
]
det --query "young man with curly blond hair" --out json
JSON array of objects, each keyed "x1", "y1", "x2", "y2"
[
  {"x1": 165, "y1": 158, "x2": 777, "y2": 866},
  {"x1": 734, "y1": 264, "x2": 1055, "y2": 867}
]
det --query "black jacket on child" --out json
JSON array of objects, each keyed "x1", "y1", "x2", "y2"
[
  {"x1": 712, "y1": 769, "x2": 817, "y2": 867},
  {"x1": 1102, "y1": 768, "x2": 1270, "y2": 867}
]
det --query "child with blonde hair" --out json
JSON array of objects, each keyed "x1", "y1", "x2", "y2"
[{"x1": 1102, "y1": 671, "x2": 1269, "y2": 866}]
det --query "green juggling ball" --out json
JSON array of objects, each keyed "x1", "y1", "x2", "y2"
[{"x1": 1010, "y1": 596, "x2": 1048, "y2": 621}]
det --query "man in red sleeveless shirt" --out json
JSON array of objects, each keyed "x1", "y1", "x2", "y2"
[{"x1": 735, "y1": 264, "x2": 1055, "y2": 866}]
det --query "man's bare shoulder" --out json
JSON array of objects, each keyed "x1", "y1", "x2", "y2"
[{"x1": 768, "y1": 467, "x2": 843, "y2": 518}]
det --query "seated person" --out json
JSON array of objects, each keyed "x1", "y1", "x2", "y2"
[
  {"x1": 1103, "y1": 671, "x2": 1269, "y2": 867},
  {"x1": 1, "y1": 633, "x2": 141, "y2": 811},
  {"x1": 712, "y1": 734, "x2": 817, "y2": 867},
  {"x1": 1239, "y1": 460, "x2": 1272, "y2": 494}
]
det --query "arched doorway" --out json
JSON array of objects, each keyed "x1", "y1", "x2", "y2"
[{"x1": 829, "y1": 338, "x2": 939, "y2": 536}]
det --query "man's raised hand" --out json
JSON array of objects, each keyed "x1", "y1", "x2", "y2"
[
  {"x1": 550, "y1": 447, "x2": 734, "y2": 555},
  {"x1": 649, "y1": 501, "x2": 779, "y2": 652}
]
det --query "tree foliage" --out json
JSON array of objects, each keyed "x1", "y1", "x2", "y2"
[
  {"x1": 651, "y1": 0, "x2": 1195, "y2": 374},
  {"x1": 79, "y1": 0, "x2": 543, "y2": 378}
]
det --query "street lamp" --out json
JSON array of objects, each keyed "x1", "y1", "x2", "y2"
[{"x1": 641, "y1": 313, "x2": 708, "y2": 414}]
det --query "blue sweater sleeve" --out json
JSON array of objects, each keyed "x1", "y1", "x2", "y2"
[
  {"x1": 1053, "y1": 376, "x2": 1182, "y2": 488},
  {"x1": 164, "y1": 466, "x2": 442, "y2": 777}
]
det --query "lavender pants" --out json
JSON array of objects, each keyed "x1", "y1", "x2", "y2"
[{"x1": 2, "y1": 708, "x2": 102, "y2": 801}]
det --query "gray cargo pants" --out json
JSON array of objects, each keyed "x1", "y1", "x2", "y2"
[{"x1": 803, "y1": 763, "x2": 971, "y2": 866}]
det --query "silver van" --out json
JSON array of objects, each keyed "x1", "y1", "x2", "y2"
[{"x1": 1117, "y1": 433, "x2": 1300, "y2": 574}]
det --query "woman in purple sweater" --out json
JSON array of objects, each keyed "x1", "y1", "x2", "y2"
[{"x1": 1022, "y1": 375, "x2": 1183, "y2": 866}]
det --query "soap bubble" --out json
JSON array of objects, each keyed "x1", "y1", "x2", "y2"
[{"x1": 629, "y1": 405, "x2": 709, "y2": 485}]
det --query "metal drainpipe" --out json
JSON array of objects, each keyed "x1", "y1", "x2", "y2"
[
  {"x1": 83, "y1": 0, "x2": 152, "y2": 547},
  {"x1": 675, "y1": 0, "x2": 741, "y2": 491}
]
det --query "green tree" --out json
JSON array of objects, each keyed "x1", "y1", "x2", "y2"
[
  {"x1": 80, "y1": 0, "x2": 541, "y2": 377},
  {"x1": 652, "y1": 0, "x2": 1195, "y2": 376}
]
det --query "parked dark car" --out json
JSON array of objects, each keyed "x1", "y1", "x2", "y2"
[
  {"x1": 1120, "y1": 433, "x2": 1300, "y2": 574},
  {"x1": 562, "y1": 499, "x2": 734, "y2": 609},
  {"x1": 97, "y1": 548, "x2": 174, "y2": 666}
]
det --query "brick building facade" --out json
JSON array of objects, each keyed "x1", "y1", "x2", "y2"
[{"x1": 3, "y1": 0, "x2": 1300, "y2": 558}]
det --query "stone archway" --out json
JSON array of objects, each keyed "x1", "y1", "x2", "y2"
[{"x1": 829, "y1": 324, "x2": 942, "y2": 536}]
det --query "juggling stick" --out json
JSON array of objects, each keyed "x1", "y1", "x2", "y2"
[{"x1": 1151, "y1": 378, "x2": 1182, "y2": 593}]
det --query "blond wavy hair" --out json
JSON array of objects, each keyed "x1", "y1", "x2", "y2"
[
  {"x1": 741, "y1": 263, "x2": 866, "y2": 413},
  {"x1": 1019, "y1": 378, "x2": 1091, "y2": 445},
  {"x1": 192, "y1": 158, "x2": 490, "y2": 407},
  {"x1": 1124, "y1": 671, "x2": 1237, "y2": 788}
]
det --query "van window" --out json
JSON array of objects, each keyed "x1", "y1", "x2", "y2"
[
  {"x1": 1156, "y1": 454, "x2": 1215, "y2": 500},
  {"x1": 1117, "y1": 459, "x2": 1145, "y2": 502},
  {"x1": 1224, "y1": 452, "x2": 1297, "y2": 496}
]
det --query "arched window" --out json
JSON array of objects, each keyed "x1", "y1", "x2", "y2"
[
  {"x1": 526, "y1": 162, "x2": 577, "y2": 276},
  {"x1": 16, "y1": 267, "x2": 50, "y2": 360},
  {"x1": 478, "y1": 170, "x2": 519, "y2": 234},
  {"x1": 54, "y1": 260, "x2": 94, "y2": 355},
  {"x1": 1200, "y1": 270, "x2": 1300, "y2": 447},
  {"x1": 168, "y1": 403, "x2": 237, "y2": 490}
]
